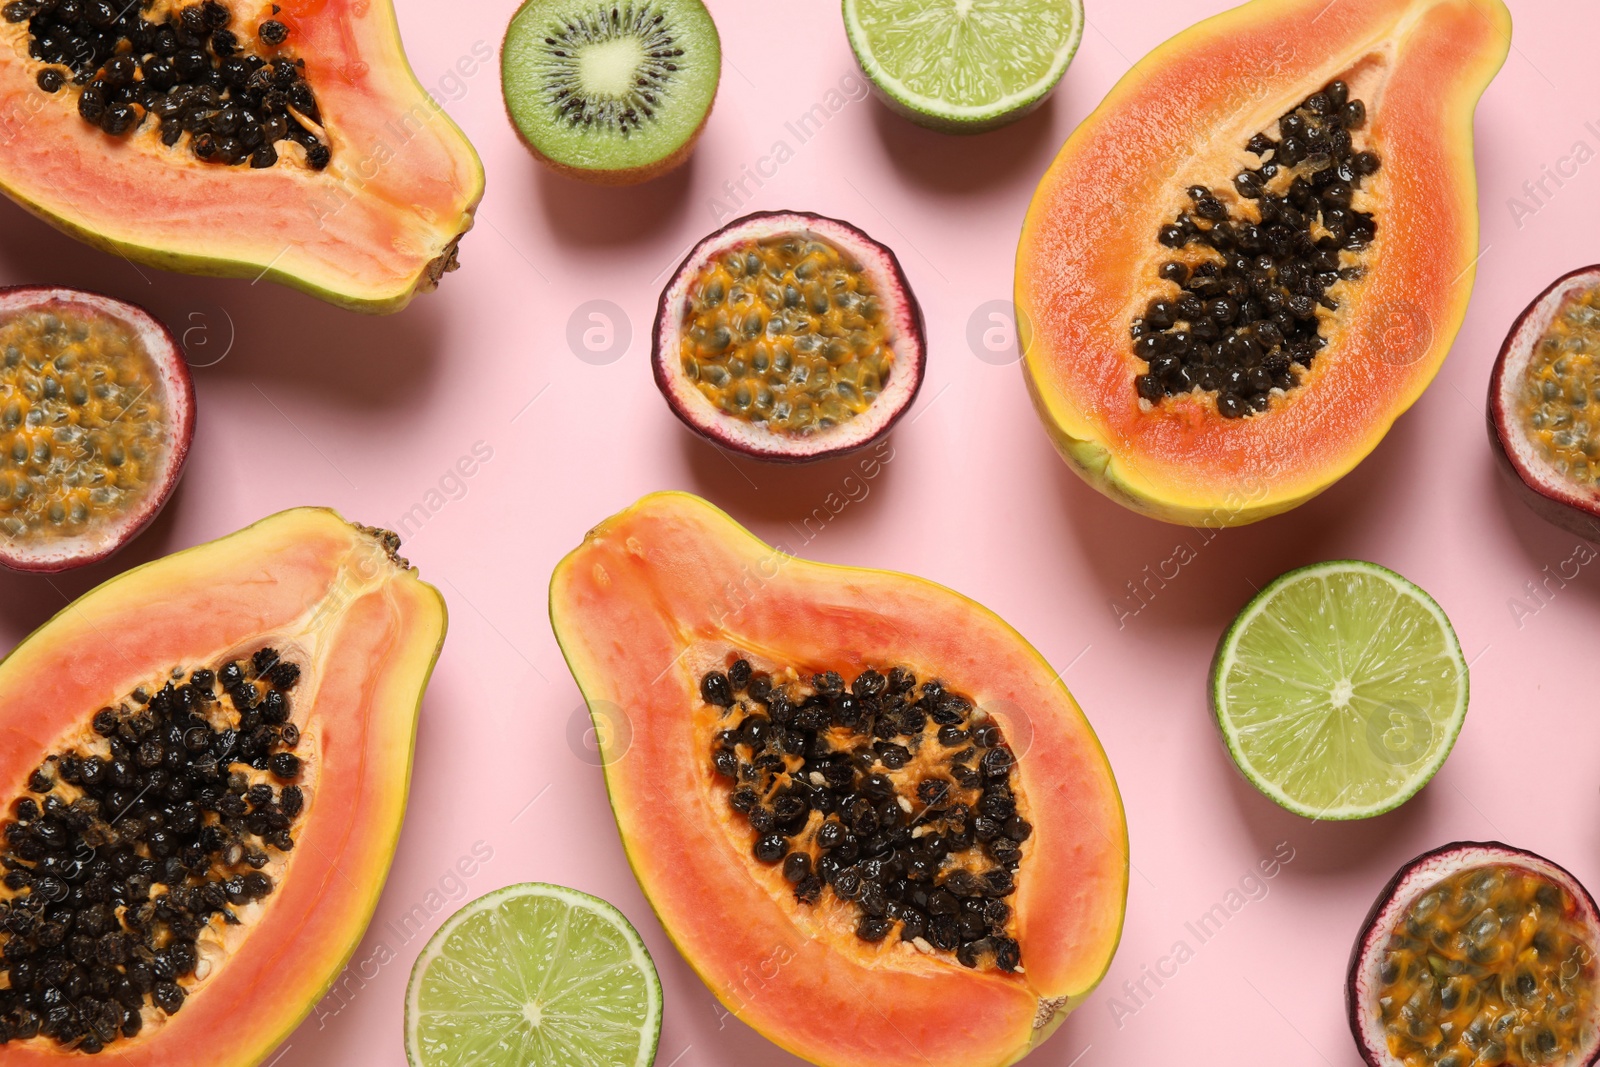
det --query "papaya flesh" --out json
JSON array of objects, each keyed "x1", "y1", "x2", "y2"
[
  {"x1": 1017, "y1": 0, "x2": 1511, "y2": 524},
  {"x1": 0, "y1": 0, "x2": 483, "y2": 313},
  {"x1": 549, "y1": 492, "x2": 1127, "y2": 1067},
  {"x1": 0, "y1": 508, "x2": 445, "y2": 1061}
]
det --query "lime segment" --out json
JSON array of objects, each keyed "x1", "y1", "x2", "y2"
[
  {"x1": 843, "y1": 0, "x2": 1085, "y2": 130},
  {"x1": 405, "y1": 883, "x2": 662, "y2": 1067},
  {"x1": 1211, "y1": 561, "x2": 1469, "y2": 820}
]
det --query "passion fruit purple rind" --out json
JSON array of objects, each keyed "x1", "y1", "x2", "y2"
[
  {"x1": 652, "y1": 210, "x2": 925, "y2": 463},
  {"x1": 1489, "y1": 265, "x2": 1600, "y2": 541},
  {"x1": 1348, "y1": 841, "x2": 1600, "y2": 1067},
  {"x1": 0, "y1": 286, "x2": 194, "y2": 573}
]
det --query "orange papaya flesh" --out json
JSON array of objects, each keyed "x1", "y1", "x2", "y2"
[
  {"x1": 0, "y1": 0, "x2": 483, "y2": 313},
  {"x1": 1018, "y1": 0, "x2": 1511, "y2": 525},
  {"x1": 549, "y1": 492, "x2": 1127, "y2": 1067},
  {"x1": 0, "y1": 507, "x2": 445, "y2": 1062}
]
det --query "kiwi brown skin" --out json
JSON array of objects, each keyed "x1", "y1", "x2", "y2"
[{"x1": 497, "y1": 12, "x2": 719, "y2": 187}]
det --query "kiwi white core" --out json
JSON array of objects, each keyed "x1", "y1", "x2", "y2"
[{"x1": 579, "y1": 37, "x2": 647, "y2": 97}]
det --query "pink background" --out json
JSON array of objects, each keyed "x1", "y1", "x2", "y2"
[{"x1": 0, "y1": 0, "x2": 1593, "y2": 1063}]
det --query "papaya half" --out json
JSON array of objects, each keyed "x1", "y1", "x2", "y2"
[
  {"x1": 0, "y1": 507, "x2": 445, "y2": 1059},
  {"x1": 1017, "y1": 0, "x2": 1510, "y2": 524},
  {"x1": 549, "y1": 492, "x2": 1127, "y2": 1067},
  {"x1": 0, "y1": 0, "x2": 483, "y2": 313}
]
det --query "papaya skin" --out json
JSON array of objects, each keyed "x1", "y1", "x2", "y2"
[
  {"x1": 549, "y1": 492, "x2": 1128, "y2": 1067},
  {"x1": 1017, "y1": 0, "x2": 1511, "y2": 525},
  {"x1": 0, "y1": 0, "x2": 484, "y2": 314},
  {"x1": 0, "y1": 508, "x2": 446, "y2": 1064}
]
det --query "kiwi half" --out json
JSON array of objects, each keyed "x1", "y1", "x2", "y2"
[{"x1": 502, "y1": 0, "x2": 722, "y2": 185}]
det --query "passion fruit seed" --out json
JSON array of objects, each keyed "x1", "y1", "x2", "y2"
[
  {"x1": 8, "y1": 0, "x2": 330, "y2": 169},
  {"x1": 0, "y1": 648, "x2": 306, "y2": 1050},
  {"x1": 0, "y1": 307, "x2": 166, "y2": 546},
  {"x1": 1518, "y1": 282, "x2": 1600, "y2": 485},
  {"x1": 680, "y1": 235, "x2": 893, "y2": 435},
  {"x1": 703, "y1": 662, "x2": 1029, "y2": 974},
  {"x1": 1377, "y1": 863, "x2": 1598, "y2": 1066},
  {"x1": 1134, "y1": 80, "x2": 1380, "y2": 417}
]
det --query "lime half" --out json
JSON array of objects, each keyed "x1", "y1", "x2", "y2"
[
  {"x1": 843, "y1": 0, "x2": 1085, "y2": 132},
  {"x1": 1211, "y1": 561, "x2": 1469, "y2": 821},
  {"x1": 405, "y1": 883, "x2": 662, "y2": 1067}
]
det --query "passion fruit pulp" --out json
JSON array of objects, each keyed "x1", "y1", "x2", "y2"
[
  {"x1": 1489, "y1": 265, "x2": 1600, "y2": 540},
  {"x1": 1348, "y1": 841, "x2": 1600, "y2": 1067},
  {"x1": 0, "y1": 286, "x2": 193, "y2": 573},
  {"x1": 652, "y1": 211, "x2": 925, "y2": 463}
]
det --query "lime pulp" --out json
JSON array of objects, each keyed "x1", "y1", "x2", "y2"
[
  {"x1": 404, "y1": 882, "x2": 663, "y2": 1067},
  {"x1": 1211, "y1": 560, "x2": 1469, "y2": 820},
  {"x1": 843, "y1": 0, "x2": 1086, "y2": 131}
]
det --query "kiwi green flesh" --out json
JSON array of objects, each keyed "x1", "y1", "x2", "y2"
[{"x1": 502, "y1": 0, "x2": 721, "y2": 179}]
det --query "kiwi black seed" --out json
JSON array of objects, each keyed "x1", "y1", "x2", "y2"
[
  {"x1": 501, "y1": 0, "x2": 722, "y2": 185},
  {"x1": 702, "y1": 660, "x2": 1027, "y2": 973}
]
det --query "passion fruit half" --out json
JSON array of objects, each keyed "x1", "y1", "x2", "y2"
[
  {"x1": 652, "y1": 211, "x2": 925, "y2": 462},
  {"x1": 1489, "y1": 265, "x2": 1600, "y2": 540},
  {"x1": 0, "y1": 286, "x2": 193, "y2": 573},
  {"x1": 1348, "y1": 841, "x2": 1600, "y2": 1067}
]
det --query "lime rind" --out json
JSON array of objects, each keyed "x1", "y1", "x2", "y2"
[
  {"x1": 1211, "y1": 561, "x2": 1469, "y2": 821},
  {"x1": 404, "y1": 882, "x2": 663, "y2": 1067},
  {"x1": 842, "y1": 0, "x2": 1085, "y2": 132}
]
